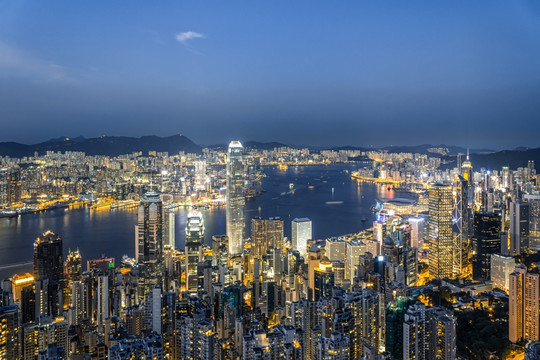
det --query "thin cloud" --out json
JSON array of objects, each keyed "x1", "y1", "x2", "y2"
[
  {"x1": 0, "y1": 41, "x2": 71, "y2": 82},
  {"x1": 176, "y1": 31, "x2": 204, "y2": 44}
]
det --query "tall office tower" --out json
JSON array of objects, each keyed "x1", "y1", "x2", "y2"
[
  {"x1": 185, "y1": 210, "x2": 204, "y2": 293},
  {"x1": 490, "y1": 254, "x2": 515, "y2": 293},
  {"x1": 0, "y1": 168, "x2": 8, "y2": 207},
  {"x1": 509, "y1": 200, "x2": 530, "y2": 255},
  {"x1": 313, "y1": 258, "x2": 334, "y2": 301},
  {"x1": 373, "y1": 221, "x2": 386, "y2": 245},
  {"x1": 461, "y1": 150, "x2": 472, "y2": 183},
  {"x1": 97, "y1": 275, "x2": 109, "y2": 334},
  {"x1": 20, "y1": 284, "x2": 36, "y2": 324},
  {"x1": 471, "y1": 212, "x2": 501, "y2": 281},
  {"x1": 408, "y1": 217, "x2": 425, "y2": 249},
  {"x1": 0, "y1": 305, "x2": 20, "y2": 359},
  {"x1": 163, "y1": 209, "x2": 176, "y2": 248},
  {"x1": 135, "y1": 192, "x2": 163, "y2": 298},
  {"x1": 501, "y1": 166, "x2": 511, "y2": 189},
  {"x1": 144, "y1": 286, "x2": 162, "y2": 334},
  {"x1": 345, "y1": 240, "x2": 366, "y2": 281},
  {"x1": 403, "y1": 246, "x2": 418, "y2": 286},
  {"x1": 385, "y1": 297, "x2": 416, "y2": 359},
  {"x1": 33, "y1": 230, "x2": 64, "y2": 317},
  {"x1": 292, "y1": 218, "x2": 312, "y2": 257},
  {"x1": 71, "y1": 280, "x2": 89, "y2": 326},
  {"x1": 509, "y1": 265, "x2": 540, "y2": 343},
  {"x1": 428, "y1": 183, "x2": 457, "y2": 279},
  {"x1": 316, "y1": 332, "x2": 350, "y2": 360},
  {"x1": 6, "y1": 168, "x2": 21, "y2": 205},
  {"x1": 251, "y1": 217, "x2": 284, "y2": 258},
  {"x1": 453, "y1": 175, "x2": 470, "y2": 274},
  {"x1": 194, "y1": 159, "x2": 208, "y2": 191},
  {"x1": 307, "y1": 245, "x2": 322, "y2": 300},
  {"x1": 524, "y1": 194, "x2": 540, "y2": 251},
  {"x1": 63, "y1": 249, "x2": 82, "y2": 309},
  {"x1": 226, "y1": 141, "x2": 246, "y2": 257}
]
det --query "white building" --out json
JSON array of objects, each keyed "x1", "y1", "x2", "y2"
[
  {"x1": 490, "y1": 254, "x2": 515, "y2": 293},
  {"x1": 292, "y1": 218, "x2": 312, "y2": 257}
]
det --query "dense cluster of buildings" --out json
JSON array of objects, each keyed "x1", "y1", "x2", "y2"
[{"x1": 0, "y1": 142, "x2": 539, "y2": 359}]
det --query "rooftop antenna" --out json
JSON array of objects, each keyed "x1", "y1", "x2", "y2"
[{"x1": 466, "y1": 148, "x2": 470, "y2": 161}]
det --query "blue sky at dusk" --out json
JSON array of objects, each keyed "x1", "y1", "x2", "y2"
[{"x1": 1, "y1": 1, "x2": 540, "y2": 148}]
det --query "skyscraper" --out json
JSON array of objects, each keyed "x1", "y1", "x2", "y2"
[
  {"x1": 135, "y1": 192, "x2": 164, "y2": 298},
  {"x1": 428, "y1": 183, "x2": 457, "y2": 279},
  {"x1": 185, "y1": 210, "x2": 204, "y2": 293},
  {"x1": 490, "y1": 254, "x2": 515, "y2": 293},
  {"x1": 509, "y1": 265, "x2": 540, "y2": 343},
  {"x1": 6, "y1": 168, "x2": 21, "y2": 205},
  {"x1": 292, "y1": 218, "x2": 312, "y2": 257},
  {"x1": 33, "y1": 230, "x2": 64, "y2": 317},
  {"x1": 250, "y1": 217, "x2": 284, "y2": 258},
  {"x1": 0, "y1": 168, "x2": 8, "y2": 207},
  {"x1": 509, "y1": 200, "x2": 530, "y2": 255},
  {"x1": 471, "y1": 212, "x2": 501, "y2": 281},
  {"x1": 226, "y1": 141, "x2": 245, "y2": 257},
  {"x1": 524, "y1": 194, "x2": 540, "y2": 251}
]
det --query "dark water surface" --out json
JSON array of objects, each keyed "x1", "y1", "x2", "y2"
[{"x1": 0, "y1": 164, "x2": 411, "y2": 278}]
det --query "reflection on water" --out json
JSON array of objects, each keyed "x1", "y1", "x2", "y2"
[{"x1": 0, "y1": 164, "x2": 414, "y2": 279}]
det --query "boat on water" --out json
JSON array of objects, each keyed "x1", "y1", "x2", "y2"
[{"x1": 278, "y1": 164, "x2": 288, "y2": 170}]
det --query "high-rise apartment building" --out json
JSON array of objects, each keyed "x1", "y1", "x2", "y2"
[
  {"x1": 509, "y1": 265, "x2": 539, "y2": 343},
  {"x1": 292, "y1": 218, "x2": 312, "y2": 257},
  {"x1": 226, "y1": 141, "x2": 245, "y2": 257}
]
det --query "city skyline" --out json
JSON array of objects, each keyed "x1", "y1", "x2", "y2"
[{"x1": 2, "y1": 1, "x2": 540, "y2": 147}]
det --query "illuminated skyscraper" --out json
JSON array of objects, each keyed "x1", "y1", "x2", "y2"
[
  {"x1": 524, "y1": 194, "x2": 540, "y2": 251},
  {"x1": 185, "y1": 210, "x2": 204, "y2": 293},
  {"x1": 490, "y1": 254, "x2": 515, "y2": 293},
  {"x1": 226, "y1": 141, "x2": 245, "y2": 256},
  {"x1": 0, "y1": 168, "x2": 8, "y2": 207},
  {"x1": 509, "y1": 200, "x2": 530, "y2": 255},
  {"x1": 461, "y1": 149, "x2": 472, "y2": 183},
  {"x1": 0, "y1": 305, "x2": 20, "y2": 359},
  {"x1": 135, "y1": 192, "x2": 163, "y2": 298},
  {"x1": 471, "y1": 212, "x2": 501, "y2": 281},
  {"x1": 6, "y1": 168, "x2": 21, "y2": 205},
  {"x1": 33, "y1": 230, "x2": 64, "y2": 317},
  {"x1": 163, "y1": 209, "x2": 176, "y2": 249},
  {"x1": 509, "y1": 265, "x2": 539, "y2": 343},
  {"x1": 292, "y1": 218, "x2": 312, "y2": 257},
  {"x1": 250, "y1": 217, "x2": 284, "y2": 258},
  {"x1": 428, "y1": 183, "x2": 457, "y2": 279}
]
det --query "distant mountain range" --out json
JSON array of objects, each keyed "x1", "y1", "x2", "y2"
[
  {"x1": 0, "y1": 135, "x2": 537, "y2": 170},
  {"x1": 0, "y1": 135, "x2": 201, "y2": 157}
]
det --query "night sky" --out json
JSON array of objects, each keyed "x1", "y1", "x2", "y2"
[{"x1": 1, "y1": 1, "x2": 540, "y2": 148}]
